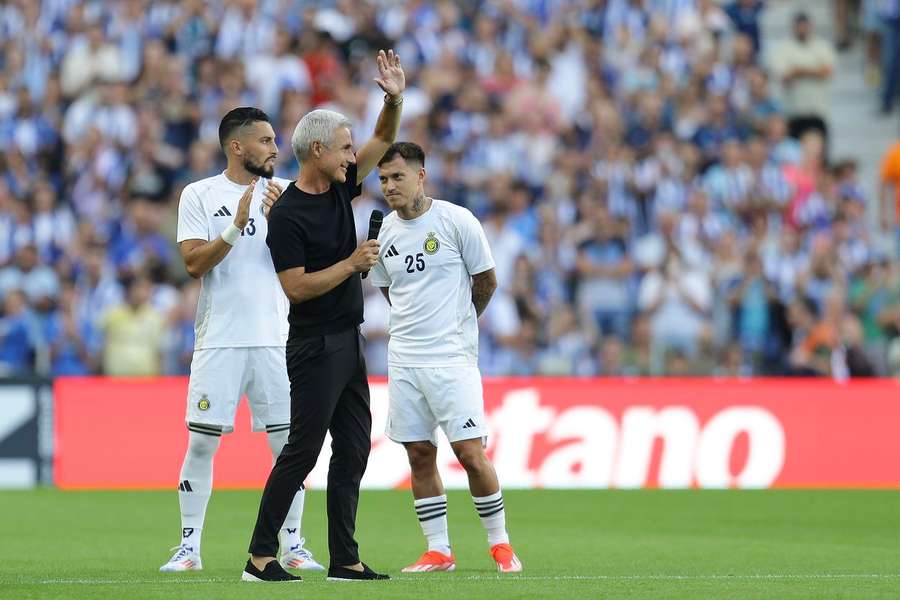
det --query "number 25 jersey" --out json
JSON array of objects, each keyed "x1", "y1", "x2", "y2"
[{"x1": 369, "y1": 199, "x2": 495, "y2": 367}]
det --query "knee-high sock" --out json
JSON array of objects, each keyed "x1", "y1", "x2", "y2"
[
  {"x1": 178, "y1": 431, "x2": 221, "y2": 551},
  {"x1": 415, "y1": 494, "x2": 451, "y2": 555},
  {"x1": 472, "y1": 490, "x2": 509, "y2": 546},
  {"x1": 268, "y1": 430, "x2": 305, "y2": 549}
]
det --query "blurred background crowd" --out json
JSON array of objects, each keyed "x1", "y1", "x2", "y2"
[{"x1": 0, "y1": 0, "x2": 898, "y2": 379}]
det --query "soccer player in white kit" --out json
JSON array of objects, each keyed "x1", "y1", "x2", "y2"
[
  {"x1": 160, "y1": 107, "x2": 322, "y2": 572},
  {"x1": 369, "y1": 142, "x2": 523, "y2": 573}
]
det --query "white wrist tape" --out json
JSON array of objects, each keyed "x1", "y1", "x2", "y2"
[{"x1": 221, "y1": 223, "x2": 241, "y2": 245}]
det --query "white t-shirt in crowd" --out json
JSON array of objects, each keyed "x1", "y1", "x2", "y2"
[
  {"x1": 176, "y1": 173, "x2": 292, "y2": 349},
  {"x1": 369, "y1": 199, "x2": 495, "y2": 367}
]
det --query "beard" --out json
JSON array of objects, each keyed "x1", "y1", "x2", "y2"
[{"x1": 244, "y1": 156, "x2": 274, "y2": 178}]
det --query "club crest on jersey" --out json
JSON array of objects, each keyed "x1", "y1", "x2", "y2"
[
  {"x1": 198, "y1": 394, "x2": 210, "y2": 411},
  {"x1": 423, "y1": 232, "x2": 440, "y2": 255}
]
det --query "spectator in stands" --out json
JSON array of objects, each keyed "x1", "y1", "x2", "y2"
[
  {"x1": 575, "y1": 206, "x2": 633, "y2": 340},
  {"x1": 880, "y1": 137, "x2": 900, "y2": 253},
  {"x1": 638, "y1": 248, "x2": 713, "y2": 364},
  {"x1": 771, "y1": 12, "x2": 835, "y2": 147},
  {"x1": 728, "y1": 251, "x2": 775, "y2": 362},
  {"x1": 0, "y1": 245, "x2": 60, "y2": 306},
  {"x1": 726, "y1": 0, "x2": 765, "y2": 55},
  {"x1": 539, "y1": 304, "x2": 593, "y2": 376},
  {"x1": 44, "y1": 282, "x2": 97, "y2": 376},
  {"x1": 99, "y1": 273, "x2": 164, "y2": 376},
  {"x1": 879, "y1": 0, "x2": 900, "y2": 113},
  {"x1": 60, "y1": 23, "x2": 124, "y2": 99},
  {"x1": 0, "y1": 289, "x2": 37, "y2": 375}
]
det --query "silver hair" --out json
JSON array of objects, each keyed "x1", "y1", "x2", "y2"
[{"x1": 291, "y1": 109, "x2": 352, "y2": 163}]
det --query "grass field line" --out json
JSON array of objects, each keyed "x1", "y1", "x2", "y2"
[{"x1": 14, "y1": 573, "x2": 900, "y2": 585}]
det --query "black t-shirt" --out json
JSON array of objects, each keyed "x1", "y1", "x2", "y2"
[{"x1": 266, "y1": 163, "x2": 364, "y2": 340}]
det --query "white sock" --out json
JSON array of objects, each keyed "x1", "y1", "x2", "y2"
[
  {"x1": 414, "y1": 494, "x2": 451, "y2": 555},
  {"x1": 280, "y1": 487, "x2": 305, "y2": 551},
  {"x1": 177, "y1": 430, "x2": 221, "y2": 553},
  {"x1": 473, "y1": 491, "x2": 509, "y2": 546},
  {"x1": 268, "y1": 429, "x2": 306, "y2": 552}
]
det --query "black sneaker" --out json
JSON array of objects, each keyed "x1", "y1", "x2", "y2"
[
  {"x1": 326, "y1": 562, "x2": 390, "y2": 581},
  {"x1": 241, "y1": 558, "x2": 302, "y2": 582}
]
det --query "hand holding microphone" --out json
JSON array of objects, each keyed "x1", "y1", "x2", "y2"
[{"x1": 359, "y1": 210, "x2": 383, "y2": 279}]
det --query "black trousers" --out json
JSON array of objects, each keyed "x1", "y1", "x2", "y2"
[{"x1": 248, "y1": 327, "x2": 371, "y2": 565}]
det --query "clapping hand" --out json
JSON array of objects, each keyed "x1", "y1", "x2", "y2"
[{"x1": 261, "y1": 180, "x2": 283, "y2": 219}]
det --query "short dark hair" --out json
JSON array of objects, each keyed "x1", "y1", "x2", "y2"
[
  {"x1": 378, "y1": 142, "x2": 425, "y2": 168},
  {"x1": 218, "y1": 107, "x2": 271, "y2": 149}
]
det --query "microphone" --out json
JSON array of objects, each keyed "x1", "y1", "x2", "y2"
[{"x1": 360, "y1": 209, "x2": 383, "y2": 279}]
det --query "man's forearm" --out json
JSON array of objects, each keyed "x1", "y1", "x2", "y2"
[
  {"x1": 373, "y1": 96, "x2": 402, "y2": 144},
  {"x1": 182, "y1": 237, "x2": 234, "y2": 278},
  {"x1": 280, "y1": 260, "x2": 355, "y2": 304},
  {"x1": 472, "y1": 279, "x2": 496, "y2": 317}
]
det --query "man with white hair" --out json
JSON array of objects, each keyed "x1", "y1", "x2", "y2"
[
  {"x1": 242, "y1": 49, "x2": 405, "y2": 583},
  {"x1": 162, "y1": 106, "x2": 323, "y2": 573}
]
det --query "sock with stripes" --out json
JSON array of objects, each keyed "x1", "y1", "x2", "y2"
[
  {"x1": 472, "y1": 491, "x2": 509, "y2": 546},
  {"x1": 177, "y1": 430, "x2": 221, "y2": 552},
  {"x1": 267, "y1": 429, "x2": 305, "y2": 551},
  {"x1": 414, "y1": 495, "x2": 451, "y2": 555}
]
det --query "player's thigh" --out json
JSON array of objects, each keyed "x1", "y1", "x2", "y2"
[
  {"x1": 185, "y1": 348, "x2": 247, "y2": 433},
  {"x1": 245, "y1": 346, "x2": 290, "y2": 434},
  {"x1": 386, "y1": 365, "x2": 438, "y2": 446},
  {"x1": 420, "y1": 366, "x2": 487, "y2": 444}
]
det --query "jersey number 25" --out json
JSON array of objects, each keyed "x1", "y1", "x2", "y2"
[{"x1": 404, "y1": 253, "x2": 425, "y2": 273}]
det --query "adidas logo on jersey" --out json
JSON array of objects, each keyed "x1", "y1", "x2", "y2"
[
  {"x1": 213, "y1": 206, "x2": 232, "y2": 217},
  {"x1": 385, "y1": 245, "x2": 400, "y2": 257},
  {"x1": 462, "y1": 418, "x2": 477, "y2": 429}
]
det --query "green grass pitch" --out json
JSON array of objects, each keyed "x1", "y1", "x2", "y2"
[{"x1": 1, "y1": 489, "x2": 899, "y2": 598}]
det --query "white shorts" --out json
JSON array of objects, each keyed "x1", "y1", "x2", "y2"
[
  {"x1": 385, "y1": 365, "x2": 488, "y2": 446},
  {"x1": 185, "y1": 347, "x2": 290, "y2": 435}
]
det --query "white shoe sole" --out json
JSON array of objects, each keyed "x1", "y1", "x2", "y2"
[
  {"x1": 280, "y1": 558, "x2": 326, "y2": 571},
  {"x1": 159, "y1": 560, "x2": 202, "y2": 572},
  {"x1": 401, "y1": 563, "x2": 456, "y2": 573},
  {"x1": 241, "y1": 571, "x2": 301, "y2": 583}
]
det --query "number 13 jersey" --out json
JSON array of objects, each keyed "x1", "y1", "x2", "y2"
[
  {"x1": 369, "y1": 199, "x2": 495, "y2": 367},
  {"x1": 176, "y1": 173, "x2": 293, "y2": 349}
]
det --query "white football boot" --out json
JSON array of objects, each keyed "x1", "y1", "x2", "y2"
[
  {"x1": 280, "y1": 537, "x2": 325, "y2": 571},
  {"x1": 159, "y1": 544, "x2": 203, "y2": 572}
]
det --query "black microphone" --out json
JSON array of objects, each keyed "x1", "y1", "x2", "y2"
[{"x1": 360, "y1": 209, "x2": 383, "y2": 279}]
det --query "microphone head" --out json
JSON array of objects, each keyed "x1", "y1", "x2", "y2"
[{"x1": 366, "y1": 209, "x2": 384, "y2": 241}]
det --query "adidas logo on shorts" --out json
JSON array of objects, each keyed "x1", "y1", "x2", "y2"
[{"x1": 462, "y1": 418, "x2": 477, "y2": 429}]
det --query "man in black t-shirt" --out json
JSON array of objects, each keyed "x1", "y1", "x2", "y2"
[{"x1": 243, "y1": 50, "x2": 405, "y2": 583}]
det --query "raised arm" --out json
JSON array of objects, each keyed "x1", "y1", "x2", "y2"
[{"x1": 355, "y1": 50, "x2": 406, "y2": 183}]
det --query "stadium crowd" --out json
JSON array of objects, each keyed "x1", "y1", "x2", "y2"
[{"x1": 0, "y1": 0, "x2": 898, "y2": 379}]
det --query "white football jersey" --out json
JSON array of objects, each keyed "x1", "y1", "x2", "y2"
[
  {"x1": 369, "y1": 199, "x2": 495, "y2": 366},
  {"x1": 177, "y1": 173, "x2": 293, "y2": 349}
]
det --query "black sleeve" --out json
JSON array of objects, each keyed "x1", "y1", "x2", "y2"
[
  {"x1": 266, "y1": 210, "x2": 306, "y2": 272},
  {"x1": 343, "y1": 163, "x2": 364, "y2": 201}
]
